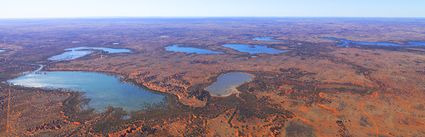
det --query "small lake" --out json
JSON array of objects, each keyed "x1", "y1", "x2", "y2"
[
  {"x1": 253, "y1": 37, "x2": 285, "y2": 42},
  {"x1": 8, "y1": 71, "x2": 165, "y2": 112},
  {"x1": 323, "y1": 37, "x2": 425, "y2": 47},
  {"x1": 165, "y1": 45, "x2": 222, "y2": 54},
  {"x1": 0, "y1": 49, "x2": 4, "y2": 53},
  {"x1": 353, "y1": 41, "x2": 400, "y2": 47},
  {"x1": 223, "y1": 44, "x2": 286, "y2": 54},
  {"x1": 323, "y1": 37, "x2": 400, "y2": 47},
  {"x1": 408, "y1": 41, "x2": 425, "y2": 46},
  {"x1": 205, "y1": 72, "x2": 254, "y2": 97},
  {"x1": 49, "y1": 47, "x2": 131, "y2": 61}
]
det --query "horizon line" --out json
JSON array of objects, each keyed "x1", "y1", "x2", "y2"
[{"x1": 1, "y1": 16, "x2": 425, "y2": 20}]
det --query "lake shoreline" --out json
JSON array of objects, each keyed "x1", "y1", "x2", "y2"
[{"x1": 7, "y1": 65, "x2": 172, "y2": 113}]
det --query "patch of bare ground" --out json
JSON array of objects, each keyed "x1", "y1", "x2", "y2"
[{"x1": 0, "y1": 84, "x2": 80, "y2": 136}]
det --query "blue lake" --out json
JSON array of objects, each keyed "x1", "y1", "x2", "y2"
[
  {"x1": 8, "y1": 71, "x2": 165, "y2": 112},
  {"x1": 49, "y1": 47, "x2": 131, "y2": 61},
  {"x1": 253, "y1": 37, "x2": 285, "y2": 42},
  {"x1": 322, "y1": 37, "x2": 400, "y2": 47},
  {"x1": 352, "y1": 41, "x2": 400, "y2": 47},
  {"x1": 205, "y1": 72, "x2": 254, "y2": 97},
  {"x1": 49, "y1": 50, "x2": 93, "y2": 61},
  {"x1": 323, "y1": 37, "x2": 425, "y2": 47},
  {"x1": 68, "y1": 47, "x2": 131, "y2": 53},
  {"x1": 223, "y1": 44, "x2": 286, "y2": 54},
  {"x1": 165, "y1": 45, "x2": 222, "y2": 54},
  {"x1": 408, "y1": 41, "x2": 425, "y2": 46},
  {"x1": 0, "y1": 49, "x2": 4, "y2": 53}
]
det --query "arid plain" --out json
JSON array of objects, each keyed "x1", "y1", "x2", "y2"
[{"x1": 1, "y1": 18, "x2": 425, "y2": 136}]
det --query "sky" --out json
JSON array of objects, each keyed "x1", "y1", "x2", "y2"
[{"x1": 1, "y1": 0, "x2": 425, "y2": 18}]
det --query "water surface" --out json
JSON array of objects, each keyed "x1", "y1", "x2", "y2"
[
  {"x1": 205, "y1": 72, "x2": 254, "y2": 97},
  {"x1": 0, "y1": 49, "x2": 4, "y2": 53},
  {"x1": 68, "y1": 47, "x2": 131, "y2": 53},
  {"x1": 253, "y1": 37, "x2": 285, "y2": 42},
  {"x1": 323, "y1": 37, "x2": 400, "y2": 47},
  {"x1": 323, "y1": 37, "x2": 425, "y2": 47},
  {"x1": 8, "y1": 71, "x2": 165, "y2": 112},
  {"x1": 408, "y1": 41, "x2": 425, "y2": 46},
  {"x1": 49, "y1": 47, "x2": 131, "y2": 61},
  {"x1": 165, "y1": 45, "x2": 222, "y2": 54},
  {"x1": 49, "y1": 50, "x2": 93, "y2": 61},
  {"x1": 352, "y1": 41, "x2": 399, "y2": 47},
  {"x1": 223, "y1": 44, "x2": 286, "y2": 54}
]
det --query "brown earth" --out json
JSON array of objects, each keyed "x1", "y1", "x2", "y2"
[{"x1": 0, "y1": 18, "x2": 425, "y2": 136}]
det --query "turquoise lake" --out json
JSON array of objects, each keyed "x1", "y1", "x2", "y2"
[
  {"x1": 223, "y1": 44, "x2": 286, "y2": 54},
  {"x1": 165, "y1": 45, "x2": 222, "y2": 54},
  {"x1": 8, "y1": 71, "x2": 165, "y2": 112},
  {"x1": 205, "y1": 72, "x2": 254, "y2": 97},
  {"x1": 49, "y1": 47, "x2": 131, "y2": 61}
]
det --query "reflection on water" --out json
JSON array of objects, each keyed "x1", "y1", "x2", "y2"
[
  {"x1": 8, "y1": 71, "x2": 165, "y2": 112},
  {"x1": 205, "y1": 72, "x2": 254, "y2": 97},
  {"x1": 223, "y1": 44, "x2": 286, "y2": 54},
  {"x1": 49, "y1": 47, "x2": 131, "y2": 61},
  {"x1": 165, "y1": 45, "x2": 222, "y2": 54},
  {"x1": 49, "y1": 50, "x2": 93, "y2": 61}
]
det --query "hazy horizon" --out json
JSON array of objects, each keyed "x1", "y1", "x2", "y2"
[{"x1": 1, "y1": 0, "x2": 425, "y2": 19}]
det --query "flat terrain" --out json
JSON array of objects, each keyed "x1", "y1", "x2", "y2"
[{"x1": 1, "y1": 18, "x2": 425, "y2": 136}]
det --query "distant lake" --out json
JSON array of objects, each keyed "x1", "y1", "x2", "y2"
[
  {"x1": 223, "y1": 44, "x2": 286, "y2": 54},
  {"x1": 49, "y1": 47, "x2": 131, "y2": 61},
  {"x1": 8, "y1": 71, "x2": 165, "y2": 112},
  {"x1": 165, "y1": 45, "x2": 222, "y2": 54},
  {"x1": 323, "y1": 37, "x2": 425, "y2": 47},
  {"x1": 205, "y1": 72, "x2": 254, "y2": 97},
  {"x1": 253, "y1": 37, "x2": 285, "y2": 42},
  {"x1": 323, "y1": 37, "x2": 399, "y2": 47},
  {"x1": 408, "y1": 41, "x2": 425, "y2": 46},
  {"x1": 0, "y1": 49, "x2": 4, "y2": 53}
]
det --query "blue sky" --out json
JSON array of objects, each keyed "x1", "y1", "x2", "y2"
[{"x1": 1, "y1": 0, "x2": 424, "y2": 18}]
